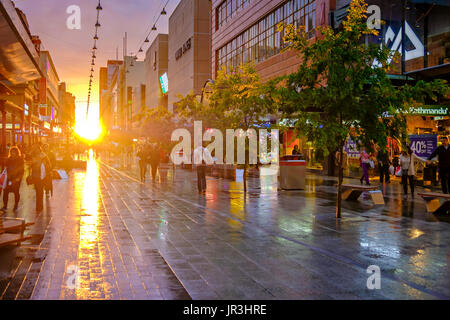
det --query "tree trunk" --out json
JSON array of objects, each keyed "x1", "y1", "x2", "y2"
[
  {"x1": 243, "y1": 164, "x2": 247, "y2": 193},
  {"x1": 336, "y1": 144, "x2": 344, "y2": 219},
  {"x1": 327, "y1": 153, "x2": 336, "y2": 176}
]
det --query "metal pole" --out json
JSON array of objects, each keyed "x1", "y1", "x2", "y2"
[{"x1": 401, "y1": 0, "x2": 406, "y2": 75}]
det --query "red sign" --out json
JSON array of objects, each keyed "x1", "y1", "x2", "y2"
[
  {"x1": 39, "y1": 78, "x2": 46, "y2": 104},
  {"x1": 39, "y1": 105, "x2": 48, "y2": 116}
]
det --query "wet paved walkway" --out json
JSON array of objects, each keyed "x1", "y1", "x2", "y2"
[{"x1": 1, "y1": 156, "x2": 449, "y2": 299}]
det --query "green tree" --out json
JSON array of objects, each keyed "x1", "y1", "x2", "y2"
[
  {"x1": 137, "y1": 105, "x2": 177, "y2": 152},
  {"x1": 271, "y1": 0, "x2": 448, "y2": 218},
  {"x1": 177, "y1": 63, "x2": 272, "y2": 192}
]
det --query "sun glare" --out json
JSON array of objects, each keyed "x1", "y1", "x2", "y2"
[{"x1": 74, "y1": 102, "x2": 103, "y2": 142}]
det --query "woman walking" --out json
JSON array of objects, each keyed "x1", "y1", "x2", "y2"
[
  {"x1": 400, "y1": 147, "x2": 426, "y2": 198},
  {"x1": 42, "y1": 144, "x2": 55, "y2": 197},
  {"x1": 30, "y1": 146, "x2": 46, "y2": 212},
  {"x1": 360, "y1": 148, "x2": 371, "y2": 185},
  {"x1": 1, "y1": 146, "x2": 24, "y2": 211}
]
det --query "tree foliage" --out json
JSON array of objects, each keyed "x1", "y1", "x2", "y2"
[
  {"x1": 268, "y1": 0, "x2": 449, "y2": 217},
  {"x1": 137, "y1": 105, "x2": 177, "y2": 151}
]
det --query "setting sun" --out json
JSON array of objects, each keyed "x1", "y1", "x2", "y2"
[{"x1": 74, "y1": 102, "x2": 103, "y2": 142}]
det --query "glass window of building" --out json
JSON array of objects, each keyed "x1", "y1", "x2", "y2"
[
  {"x1": 216, "y1": 0, "x2": 252, "y2": 30},
  {"x1": 216, "y1": 0, "x2": 316, "y2": 73}
]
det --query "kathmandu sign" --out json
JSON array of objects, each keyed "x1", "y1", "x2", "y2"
[
  {"x1": 382, "y1": 106, "x2": 448, "y2": 117},
  {"x1": 408, "y1": 106, "x2": 448, "y2": 116}
]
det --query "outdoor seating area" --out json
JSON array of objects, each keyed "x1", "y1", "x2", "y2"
[
  {"x1": 0, "y1": 218, "x2": 32, "y2": 248},
  {"x1": 417, "y1": 192, "x2": 450, "y2": 214},
  {"x1": 340, "y1": 184, "x2": 385, "y2": 205}
]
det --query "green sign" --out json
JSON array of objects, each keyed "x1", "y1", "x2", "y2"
[
  {"x1": 160, "y1": 72, "x2": 168, "y2": 94},
  {"x1": 408, "y1": 106, "x2": 448, "y2": 116}
]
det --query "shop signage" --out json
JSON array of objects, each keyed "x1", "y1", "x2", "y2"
[
  {"x1": 408, "y1": 106, "x2": 448, "y2": 116},
  {"x1": 39, "y1": 78, "x2": 46, "y2": 104},
  {"x1": 39, "y1": 104, "x2": 48, "y2": 116},
  {"x1": 382, "y1": 105, "x2": 449, "y2": 117},
  {"x1": 175, "y1": 38, "x2": 191, "y2": 60},
  {"x1": 160, "y1": 72, "x2": 168, "y2": 94},
  {"x1": 344, "y1": 138, "x2": 360, "y2": 158},
  {"x1": 409, "y1": 134, "x2": 437, "y2": 158}
]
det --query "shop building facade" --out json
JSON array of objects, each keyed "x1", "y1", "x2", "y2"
[
  {"x1": 332, "y1": 0, "x2": 450, "y2": 165},
  {"x1": 0, "y1": 0, "x2": 44, "y2": 152},
  {"x1": 211, "y1": 0, "x2": 449, "y2": 170},
  {"x1": 145, "y1": 34, "x2": 169, "y2": 110},
  {"x1": 168, "y1": 0, "x2": 212, "y2": 112}
]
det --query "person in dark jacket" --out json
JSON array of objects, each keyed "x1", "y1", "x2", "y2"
[
  {"x1": 377, "y1": 148, "x2": 391, "y2": 184},
  {"x1": 30, "y1": 146, "x2": 45, "y2": 212},
  {"x1": 148, "y1": 143, "x2": 160, "y2": 182},
  {"x1": 1, "y1": 146, "x2": 24, "y2": 211},
  {"x1": 427, "y1": 136, "x2": 450, "y2": 194},
  {"x1": 42, "y1": 144, "x2": 55, "y2": 197},
  {"x1": 137, "y1": 145, "x2": 148, "y2": 182}
]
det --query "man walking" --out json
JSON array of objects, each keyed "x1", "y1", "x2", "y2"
[
  {"x1": 148, "y1": 143, "x2": 161, "y2": 182},
  {"x1": 377, "y1": 147, "x2": 390, "y2": 184},
  {"x1": 193, "y1": 143, "x2": 213, "y2": 193},
  {"x1": 427, "y1": 136, "x2": 450, "y2": 194}
]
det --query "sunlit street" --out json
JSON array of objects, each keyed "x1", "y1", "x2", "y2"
[{"x1": 0, "y1": 0, "x2": 449, "y2": 306}]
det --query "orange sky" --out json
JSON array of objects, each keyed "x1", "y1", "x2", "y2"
[{"x1": 14, "y1": 0, "x2": 180, "y2": 106}]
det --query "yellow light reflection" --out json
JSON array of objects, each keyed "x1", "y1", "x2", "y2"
[
  {"x1": 74, "y1": 101, "x2": 104, "y2": 142},
  {"x1": 227, "y1": 182, "x2": 245, "y2": 231},
  {"x1": 76, "y1": 154, "x2": 101, "y2": 299}
]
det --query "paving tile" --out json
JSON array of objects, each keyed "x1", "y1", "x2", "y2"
[{"x1": 1, "y1": 159, "x2": 449, "y2": 300}]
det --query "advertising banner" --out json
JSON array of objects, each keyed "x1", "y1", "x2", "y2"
[
  {"x1": 344, "y1": 138, "x2": 360, "y2": 158},
  {"x1": 409, "y1": 134, "x2": 437, "y2": 158}
]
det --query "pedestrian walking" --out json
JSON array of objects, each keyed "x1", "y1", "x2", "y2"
[
  {"x1": 427, "y1": 136, "x2": 450, "y2": 194},
  {"x1": 148, "y1": 143, "x2": 161, "y2": 182},
  {"x1": 1, "y1": 146, "x2": 24, "y2": 212},
  {"x1": 42, "y1": 144, "x2": 55, "y2": 197},
  {"x1": 137, "y1": 146, "x2": 148, "y2": 182},
  {"x1": 29, "y1": 146, "x2": 46, "y2": 212},
  {"x1": 193, "y1": 143, "x2": 213, "y2": 193},
  {"x1": 359, "y1": 148, "x2": 371, "y2": 185},
  {"x1": 377, "y1": 147, "x2": 391, "y2": 184},
  {"x1": 400, "y1": 147, "x2": 426, "y2": 198}
]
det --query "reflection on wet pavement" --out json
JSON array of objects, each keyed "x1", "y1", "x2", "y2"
[
  {"x1": 1, "y1": 155, "x2": 449, "y2": 300},
  {"x1": 0, "y1": 155, "x2": 190, "y2": 300}
]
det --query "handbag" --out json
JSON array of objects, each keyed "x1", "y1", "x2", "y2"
[
  {"x1": 389, "y1": 165, "x2": 395, "y2": 175},
  {"x1": 395, "y1": 167, "x2": 402, "y2": 177},
  {"x1": 0, "y1": 169, "x2": 7, "y2": 189}
]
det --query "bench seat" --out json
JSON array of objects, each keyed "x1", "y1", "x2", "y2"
[
  {"x1": 417, "y1": 192, "x2": 450, "y2": 214},
  {"x1": 338, "y1": 184, "x2": 384, "y2": 205},
  {"x1": 0, "y1": 233, "x2": 32, "y2": 247},
  {"x1": 0, "y1": 218, "x2": 25, "y2": 234}
]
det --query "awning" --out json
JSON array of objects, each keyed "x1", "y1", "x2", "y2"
[
  {"x1": 0, "y1": 0, "x2": 43, "y2": 85},
  {"x1": 405, "y1": 63, "x2": 450, "y2": 81},
  {"x1": 410, "y1": 0, "x2": 450, "y2": 6}
]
